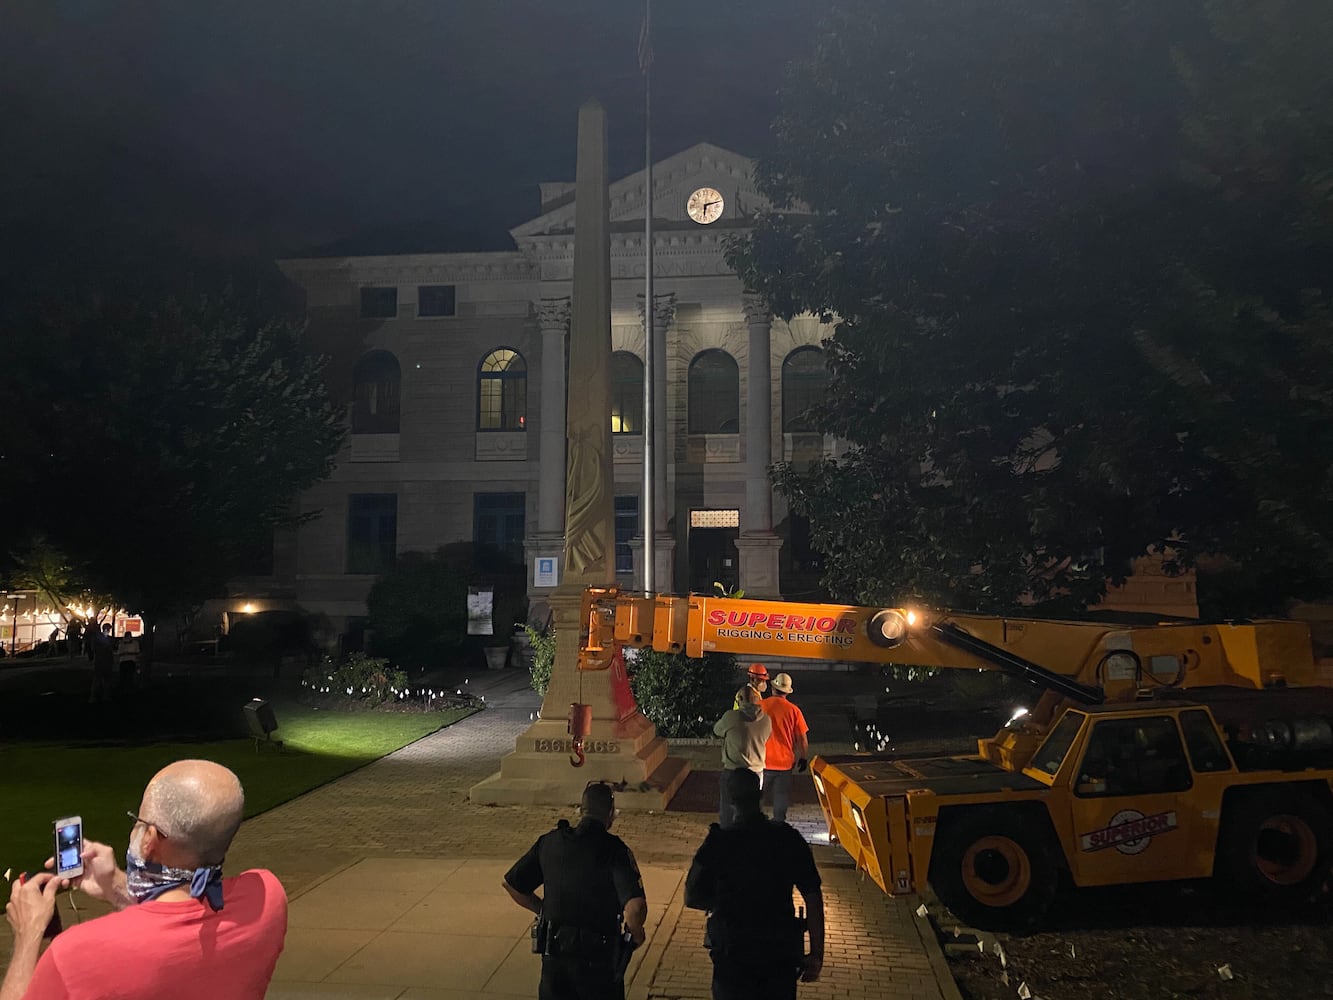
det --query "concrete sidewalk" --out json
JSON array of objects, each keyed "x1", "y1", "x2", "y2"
[
  {"x1": 219, "y1": 668, "x2": 958, "y2": 1000},
  {"x1": 0, "y1": 666, "x2": 957, "y2": 999}
]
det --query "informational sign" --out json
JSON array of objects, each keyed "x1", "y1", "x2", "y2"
[
  {"x1": 467, "y1": 586, "x2": 494, "y2": 636},
  {"x1": 533, "y1": 556, "x2": 559, "y2": 588}
]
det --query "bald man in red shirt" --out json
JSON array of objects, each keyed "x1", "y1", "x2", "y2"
[{"x1": 3, "y1": 760, "x2": 286, "y2": 1000}]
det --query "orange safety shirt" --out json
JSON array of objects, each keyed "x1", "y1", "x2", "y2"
[{"x1": 760, "y1": 696, "x2": 809, "y2": 770}]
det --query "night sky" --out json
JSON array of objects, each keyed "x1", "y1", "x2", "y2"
[{"x1": 3, "y1": 0, "x2": 814, "y2": 264}]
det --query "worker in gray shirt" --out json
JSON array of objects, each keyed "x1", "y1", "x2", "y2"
[{"x1": 713, "y1": 685, "x2": 772, "y2": 827}]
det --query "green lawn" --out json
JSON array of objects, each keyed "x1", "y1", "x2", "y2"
[{"x1": 0, "y1": 702, "x2": 477, "y2": 874}]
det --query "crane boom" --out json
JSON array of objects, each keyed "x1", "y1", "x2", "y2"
[{"x1": 577, "y1": 587, "x2": 1318, "y2": 703}]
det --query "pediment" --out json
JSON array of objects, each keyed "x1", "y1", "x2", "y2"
[{"x1": 511, "y1": 142, "x2": 772, "y2": 240}]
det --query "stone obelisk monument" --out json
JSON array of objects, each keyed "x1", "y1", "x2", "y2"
[{"x1": 470, "y1": 101, "x2": 689, "y2": 809}]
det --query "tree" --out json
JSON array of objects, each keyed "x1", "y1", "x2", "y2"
[
  {"x1": 1131, "y1": 0, "x2": 1333, "y2": 613},
  {"x1": 0, "y1": 290, "x2": 344, "y2": 626},
  {"x1": 730, "y1": 0, "x2": 1333, "y2": 615}
]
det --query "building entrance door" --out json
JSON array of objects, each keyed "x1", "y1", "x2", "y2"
[{"x1": 689, "y1": 526, "x2": 740, "y2": 594}]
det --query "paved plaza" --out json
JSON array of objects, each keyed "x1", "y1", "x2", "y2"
[{"x1": 2, "y1": 667, "x2": 960, "y2": 1000}]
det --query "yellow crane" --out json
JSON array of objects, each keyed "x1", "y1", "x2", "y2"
[{"x1": 577, "y1": 586, "x2": 1333, "y2": 927}]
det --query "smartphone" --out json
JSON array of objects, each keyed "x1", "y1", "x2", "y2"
[{"x1": 54, "y1": 817, "x2": 83, "y2": 879}]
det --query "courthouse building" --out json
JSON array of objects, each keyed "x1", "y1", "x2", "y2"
[
  {"x1": 266, "y1": 143, "x2": 839, "y2": 638},
  {"x1": 243, "y1": 141, "x2": 1196, "y2": 643}
]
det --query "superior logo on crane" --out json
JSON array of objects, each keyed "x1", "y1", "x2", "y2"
[{"x1": 705, "y1": 608, "x2": 859, "y2": 646}]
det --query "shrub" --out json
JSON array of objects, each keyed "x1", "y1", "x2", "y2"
[
  {"x1": 227, "y1": 610, "x2": 317, "y2": 663},
  {"x1": 628, "y1": 647, "x2": 740, "y2": 738},
  {"x1": 301, "y1": 652, "x2": 408, "y2": 707},
  {"x1": 525, "y1": 625, "x2": 556, "y2": 697},
  {"x1": 520, "y1": 629, "x2": 739, "y2": 737},
  {"x1": 366, "y1": 543, "x2": 526, "y2": 670}
]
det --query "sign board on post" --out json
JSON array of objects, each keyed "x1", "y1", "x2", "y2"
[
  {"x1": 466, "y1": 587, "x2": 494, "y2": 636},
  {"x1": 533, "y1": 556, "x2": 559, "y2": 588}
]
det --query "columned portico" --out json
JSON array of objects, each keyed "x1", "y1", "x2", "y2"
[
  {"x1": 737, "y1": 292, "x2": 783, "y2": 597},
  {"x1": 526, "y1": 297, "x2": 570, "y2": 597}
]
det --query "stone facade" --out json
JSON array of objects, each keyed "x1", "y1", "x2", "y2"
[{"x1": 273, "y1": 144, "x2": 833, "y2": 635}]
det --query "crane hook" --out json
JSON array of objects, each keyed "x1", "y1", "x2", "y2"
[{"x1": 567, "y1": 702, "x2": 592, "y2": 769}]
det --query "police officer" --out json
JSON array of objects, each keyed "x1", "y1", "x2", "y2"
[
  {"x1": 684, "y1": 768, "x2": 825, "y2": 1000},
  {"x1": 503, "y1": 782, "x2": 647, "y2": 1000}
]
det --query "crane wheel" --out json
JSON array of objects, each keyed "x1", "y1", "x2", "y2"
[
  {"x1": 929, "y1": 808, "x2": 1058, "y2": 930},
  {"x1": 1216, "y1": 788, "x2": 1333, "y2": 899}
]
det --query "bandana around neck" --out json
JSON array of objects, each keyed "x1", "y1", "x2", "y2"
[{"x1": 125, "y1": 850, "x2": 225, "y2": 911}]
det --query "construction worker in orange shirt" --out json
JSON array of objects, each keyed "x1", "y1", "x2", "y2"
[{"x1": 760, "y1": 673, "x2": 810, "y2": 824}]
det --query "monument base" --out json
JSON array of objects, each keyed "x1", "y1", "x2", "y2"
[
  {"x1": 735, "y1": 532, "x2": 784, "y2": 598},
  {"x1": 469, "y1": 712, "x2": 691, "y2": 810}
]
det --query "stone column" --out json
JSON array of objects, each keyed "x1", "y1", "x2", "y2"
[
  {"x1": 631, "y1": 292, "x2": 678, "y2": 593},
  {"x1": 471, "y1": 100, "x2": 688, "y2": 810},
  {"x1": 736, "y1": 292, "x2": 783, "y2": 597},
  {"x1": 526, "y1": 297, "x2": 571, "y2": 603}
]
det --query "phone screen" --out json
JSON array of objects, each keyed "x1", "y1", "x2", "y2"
[{"x1": 55, "y1": 819, "x2": 83, "y2": 876}]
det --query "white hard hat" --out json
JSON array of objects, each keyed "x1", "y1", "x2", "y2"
[{"x1": 771, "y1": 672, "x2": 793, "y2": 694}]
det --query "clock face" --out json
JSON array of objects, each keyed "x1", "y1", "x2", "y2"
[{"x1": 686, "y1": 187, "x2": 725, "y2": 224}]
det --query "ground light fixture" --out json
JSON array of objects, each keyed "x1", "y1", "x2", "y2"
[{"x1": 244, "y1": 698, "x2": 283, "y2": 752}]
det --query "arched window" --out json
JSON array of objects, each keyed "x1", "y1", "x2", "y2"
[
  {"x1": 688, "y1": 350, "x2": 740, "y2": 434},
  {"x1": 781, "y1": 347, "x2": 829, "y2": 433},
  {"x1": 478, "y1": 348, "x2": 527, "y2": 431},
  {"x1": 351, "y1": 351, "x2": 401, "y2": 434},
  {"x1": 610, "y1": 351, "x2": 643, "y2": 434}
]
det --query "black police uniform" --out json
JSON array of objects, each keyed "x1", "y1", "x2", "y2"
[
  {"x1": 505, "y1": 816, "x2": 646, "y2": 1000},
  {"x1": 684, "y1": 812, "x2": 820, "y2": 1000}
]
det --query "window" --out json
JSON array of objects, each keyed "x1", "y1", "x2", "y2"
[
  {"x1": 689, "y1": 509, "x2": 740, "y2": 528},
  {"x1": 351, "y1": 351, "x2": 401, "y2": 434},
  {"x1": 478, "y1": 348, "x2": 527, "y2": 431},
  {"x1": 1033, "y1": 711, "x2": 1086, "y2": 776},
  {"x1": 615, "y1": 496, "x2": 639, "y2": 574},
  {"x1": 1075, "y1": 716, "x2": 1192, "y2": 797},
  {"x1": 347, "y1": 494, "x2": 397, "y2": 574},
  {"x1": 360, "y1": 287, "x2": 398, "y2": 319},
  {"x1": 611, "y1": 352, "x2": 643, "y2": 434},
  {"x1": 782, "y1": 347, "x2": 829, "y2": 432},
  {"x1": 474, "y1": 492, "x2": 526, "y2": 568},
  {"x1": 418, "y1": 284, "x2": 456, "y2": 317},
  {"x1": 688, "y1": 349, "x2": 739, "y2": 434},
  {"x1": 1179, "y1": 709, "x2": 1232, "y2": 773}
]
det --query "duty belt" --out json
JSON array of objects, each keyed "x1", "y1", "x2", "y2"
[{"x1": 541, "y1": 922, "x2": 618, "y2": 958}]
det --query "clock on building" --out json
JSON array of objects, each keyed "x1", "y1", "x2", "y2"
[{"x1": 686, "y1": 187, "x2": 724, "y2": 224}]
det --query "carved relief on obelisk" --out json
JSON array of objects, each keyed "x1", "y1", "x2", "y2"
[{"x1": 565, "y1": 426, "x2": 610, "y2": 575}]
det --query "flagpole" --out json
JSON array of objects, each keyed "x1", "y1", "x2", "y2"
[{"x1": 641, "y1": 0, "x2": 656, "y2": 595}]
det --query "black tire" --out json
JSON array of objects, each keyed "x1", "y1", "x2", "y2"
[
  {"x1": 929, "y1": 808, "x2": 1059, "y2": 930},
  {"x1": 1215, "y1": 787, "x2": 1333, "y2": 899}
]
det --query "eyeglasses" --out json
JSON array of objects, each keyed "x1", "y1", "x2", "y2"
[{"x1": 126, "y1": 811, "x2": 169, "y2": 839}]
